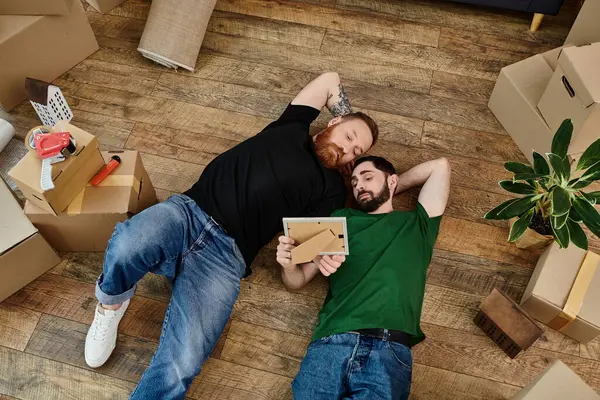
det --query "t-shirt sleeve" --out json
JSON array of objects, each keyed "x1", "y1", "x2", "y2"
[
  {"x1": 266, "y1": 103, "x2": 321, "y2": 130},
  {"x1": 415, "y1": 202, "x2": 442, "y2": 248}
]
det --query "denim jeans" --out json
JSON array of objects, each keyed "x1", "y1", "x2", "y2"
[
  {"x1": 293, "y1": 332, "x2": 413, "y2": 400},
  {"x1": 95, "y1": 194, "x2": 246, "y2": 400}
]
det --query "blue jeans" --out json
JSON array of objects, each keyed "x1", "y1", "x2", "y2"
[
  {"x1": 293, "y1": 332, "x2": 413, "y2": 400},
  {"x1": 95, "y1": 194, "x2": 246, "y2": 400}
]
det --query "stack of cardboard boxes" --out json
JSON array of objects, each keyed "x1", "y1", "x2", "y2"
[
  {"x1": 1, "y1": 120, "x2": 157, "y2": 302},
  {"x1": 489, "y1": 0, "x2": 600, "y2": 165}
]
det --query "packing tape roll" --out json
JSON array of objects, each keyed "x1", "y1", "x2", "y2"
[
  {"x1": 547, "y1": 251, "x2": 600, "y2": 331},
  {"x1": 0, "y1": 119, "x2": 15, "y2": 153},
  {"x1": 24, "y1": 125, "x2": 52, "y2": 152},
  {"x1": 66, "y1": 175, "x2": 140, "y2": 214}
]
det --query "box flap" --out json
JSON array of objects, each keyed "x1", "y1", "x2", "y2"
[
  {"x1": 558, "y1": 44, "x2": 600, "y2": 107},
  {"x1": 0, "y1": 15, "x2": 41, "y2": 44},
  {"x1": 0, "y1": 177, "x2": 37, "y2": 254}
]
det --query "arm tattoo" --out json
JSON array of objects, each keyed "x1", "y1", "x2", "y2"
[{"x1": 330, "y1": 84, "x2": 353, "y2": 117}]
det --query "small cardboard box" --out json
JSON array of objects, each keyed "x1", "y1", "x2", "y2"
[
  {"x1": 538, "y1": 43, "x2": 600, "y2": 155},
  {"x1": 520, "y1": 243, "x2": 600, "y2": 343},
  {"x1": 85, "y1": 0, "x2": 126, "y2": 14},
  {"x1": 511, "y1": 360, "x2": 599, "y2": 400},
  {"x1": 565, "y1": 0, "x2": 600, "y2": 47},
  {"x1": 0, "y1": 0, "x2": 73, "y2": 16},
  {"x1": 0, "y1": 177, "x2": 60, "y2": 303},
  {"x1": 0, "y1": 0, "x2": 98, "y2": 111},
  {"x1": 488, "y1": 53, "x2": 555, "y2": 165},
  {"x1": 25, "y1": 150, "x2": 157, "y2": 252},
  {"x1": 9, "y1": 121, "x2": 105, "y2": 216}
]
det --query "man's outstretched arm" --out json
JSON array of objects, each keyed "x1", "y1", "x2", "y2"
[
  {"x1": 394, "y1": 158, "x2": 451, "y2": 217},
  {"x1": 291, "y1": 72, "x2": 352, "y2": 117}
]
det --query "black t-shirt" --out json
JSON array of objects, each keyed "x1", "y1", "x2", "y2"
[{"x1": 184, "y1": 104, "x2": 346, "y2": 274}]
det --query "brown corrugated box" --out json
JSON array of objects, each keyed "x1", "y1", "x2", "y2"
[
  {"x1": 0, "y1": 177, "x2": 60, "y2": 303},
  {"x1": 25, "y1": 150, "x2": 157, "y2": 252},
  {"x1": 538, "y1": 43, "x2": 600, "y2": 155},
  {"x1": 520, "y1": 243, "x2": 600, "y2": 343},
  {"x1": 85, "y1": 0, "x2": 126, "y2": 14},
  {"x1": 565, "y1": 0, "x2": 600, "y2": 47},
  {"x1": 0, "y1": 0, "x2": 73, "y2": 16},
  {"x1": 9, "y1": 121, "x2": 105, "y2": 216},
  {"x1": 511, "y1": 360, "x2": 599, "y2": 400},
  {"x1": 488, "y1": 53, "x2": 555, "y2": 165},
  {"x1": 0, "y1": 0, "x2": 98, "y2": 111}
]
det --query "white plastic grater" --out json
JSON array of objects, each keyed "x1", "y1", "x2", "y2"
[{"x1": 25, "y1": 78, "x2": 73, "y2": 126}]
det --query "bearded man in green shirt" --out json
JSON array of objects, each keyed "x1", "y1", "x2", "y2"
[{"x1": 276, "y1": 155, "x2": 451, "y2": 400}]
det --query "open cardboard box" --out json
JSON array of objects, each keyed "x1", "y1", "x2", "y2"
[
  {"x1": 0, "y1": 177, "x2": 60, "y2": 303},
  {"x1": 538, "y1": 43, "x2": 600, "y2": 155},
  {"x1": 511, "y1": 360, "x2": 599, "y2": 399},
  {"x1": 9, "y1": 121, "x2": 105, "y2": 216},
  {"x1": 25, "y1": 150, "x2": 157, "y2": 252}
]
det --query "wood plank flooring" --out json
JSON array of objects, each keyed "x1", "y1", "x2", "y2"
[{"x1": 2, "y1": 0, "x2": 596, "y2": 398}]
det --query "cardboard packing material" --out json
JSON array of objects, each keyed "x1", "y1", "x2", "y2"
[
  {"x1": 520, "y1": 243, "x2": 600, "y2": 343},
  {"x1": 25, "y1": 151, "x2": 157, "y2": 252},
  {"x1": 0, "y1": 0, "x2": 73, "y2": 16},
  {"x1": 0, "y1": 177, "x2": 60, "y2": 303},
  {"x1": 488, "y1": 53, "x2": 555, "y2": 165},
  {"x1": 564, "y1": 0, "x2": 600, "y2": 47},
  {"x1": 511, "y1": 360, "x2": 599, "y2": 400},
  {"x1": 85, "y1": 0, "x2": 126, "y2": 14},
  {"x1": 0, "y1": 0, "x2": 98, "y2": 111},
  {"x1": 9, "y1": 121, "x2": 105, "y2": 216},
  {"x1": 538, "y1": 43, "x2": 600, "y2": 155}
]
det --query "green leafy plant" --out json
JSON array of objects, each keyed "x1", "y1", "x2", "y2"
[{"x1": 484, "y1": 119, "x2": 600, "y2": 250}]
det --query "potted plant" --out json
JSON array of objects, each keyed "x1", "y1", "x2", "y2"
[{"x1": 484, "y1": 119, "x2": 600, "y2": 250}]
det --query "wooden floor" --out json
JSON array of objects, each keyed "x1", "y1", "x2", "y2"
[{"x1": 2, "y1": 0, "x2": 598, "y2": 398}]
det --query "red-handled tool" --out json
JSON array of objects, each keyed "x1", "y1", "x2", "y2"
[{"x1": 91, "y1": 155, "x2": 121, "y2": 186}]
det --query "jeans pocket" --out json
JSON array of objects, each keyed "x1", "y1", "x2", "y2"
[
  {"x1": 314, "y1": 334, "x2": 335, "y2": 345},
  {"x1": 385, "y1": 342, "x2": 413, "y2": 372}
]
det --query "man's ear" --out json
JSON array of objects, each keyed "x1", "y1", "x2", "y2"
[
  {"x1": 388, "y1": 174, "x2": 398, "y2": 195},
  {"x1": 328, "y1": 116, "x2": 342, "y2": 127}
]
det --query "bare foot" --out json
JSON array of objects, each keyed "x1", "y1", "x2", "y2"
[{"x1": 100, "y1": 303, "x2": 122, "y2": 311}]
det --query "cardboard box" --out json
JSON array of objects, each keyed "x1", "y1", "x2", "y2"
[
  {"x1": 565, "y1": 0, "x2": 600, "y2": 47},
  {"x1": 0, "y1": 177, "x2": 60, "y2": 303},
  {"x1": 9, "y1": 121, "x2": 105, "y2": 216},
  {"x1": 520, "y1": 243, "x2": 600, "y2": 343},
  {"x1": 0, "y1": 0, "x2": 73, "y2": 16},
  {"x1": 538, "y1": 43, "x2": 600, "y2": 155},
  {"x1": 85, "y1": 0, "x2": 126, "y2": 14},
  {"x1": 25, "y1": 150, "x2": 157, "y2": 252},
  {"x1": 511, "y1": 360, "x2": 599, "y2": 400},
  {"x1": 488, "y1": 53, "x2": 555, "y2": 165},
  {"x1": 0, "y1": 0, "x2": 98, "y2": 111}
]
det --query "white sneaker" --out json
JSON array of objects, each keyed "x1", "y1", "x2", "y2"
[{"x1": 85, "y1": 299, "x2": 130, "y2": 368}]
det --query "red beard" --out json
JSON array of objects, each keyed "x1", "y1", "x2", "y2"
[{"x1": 314, "y1": 127, "x2": 344, "y2": 169}]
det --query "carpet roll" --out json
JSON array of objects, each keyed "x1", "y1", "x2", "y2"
[{"x1": 138, "y1": 0, "x2": 217, "y2": 72}]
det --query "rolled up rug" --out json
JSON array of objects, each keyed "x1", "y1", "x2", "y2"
[{"x1": 138, "y1": 0, "x2": 217, "y2": 72}]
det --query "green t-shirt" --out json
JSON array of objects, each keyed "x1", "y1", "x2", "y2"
[{"x1": 311, "y1": 203, "x2": 442, "y2": 347}]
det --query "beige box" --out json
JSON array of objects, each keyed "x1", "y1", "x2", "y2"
[
  {"x1": 85, "y1": 0, "x2": 126, "y2": 14},
  {"x1": 565, "y1": 0, "x2": 600, "y2": 47},
  {"x1": 9, "y1": 122, "x2": 105, "y2": 216},
  {"x1": 511, "y1": 360, "x2": 599, "y2": 400},
  {"x1": 0, "y1": 177, "x2": 60, "y2": 303},
  {"x1": 488, "y1": 53, "x2": 555, "y2": 165},
  {"x1": 0, "y1": 0, "x2": 73, "y2": 15},
  {"x1": 520, "y1": 243, "x2": 600, "y2": 343},
  {"x1": 538, "y1": 43, "x2": 600, "y2": 155},
  {"x1": 0, "y1": 0, "x2": 98, "y2": 111},
  {"x1": 25, "y1": 151, "x2": 157, "y2": 252}
]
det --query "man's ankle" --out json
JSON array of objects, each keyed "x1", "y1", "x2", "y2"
[{"x1": 100, "y1": 303, "x2": 122, "y2": 311}]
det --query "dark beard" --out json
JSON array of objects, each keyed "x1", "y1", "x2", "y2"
[
  {"x1": 356, "y1": 179, "x2": 391, "y2": 213},
  {"x1": 314, "y1": 127, "x2": 344, "y2": 169}
]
